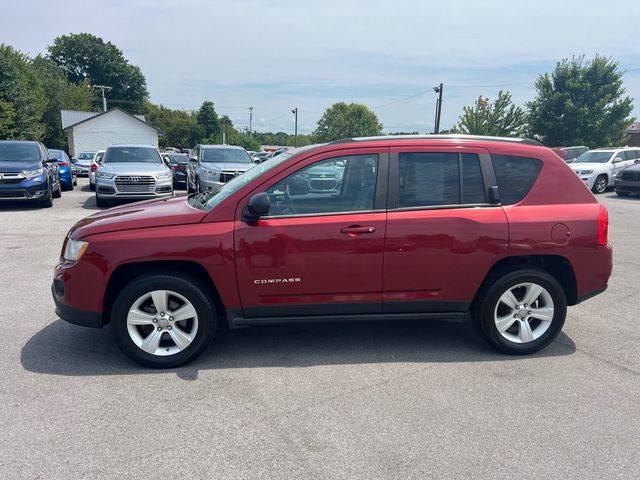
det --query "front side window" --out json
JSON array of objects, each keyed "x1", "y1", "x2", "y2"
[
  {"x1": 492, "y1": 155, "x2": 543, "y2": 205},
  {"x1": 399, "y1": 152, "x2": 459, "y2": 207},
  {"x1": 266, "y1": 154, "x2": 378, "y2": 217}
]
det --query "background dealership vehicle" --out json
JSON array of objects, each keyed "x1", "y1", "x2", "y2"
[
  {"x1": 186, "y1": 144, "x2": 254, "y2": 193},
  {"x1": 73, "y1": 151, "x2": 96, "y2": 176},
  {"x1": 48, "y1": 148, "x2": 77, "y2": 190},
  {"x1": 614, "y1": 162, "x2": 640, "y2": 196},
  {"x1": 94, "y1": 144, "x2": 173, "y2": 207},
  {"x1": 552, "y1": 146, "x2": 588, "y2": 163},
  {"x1": 53, "y1": 135, "x2": 612, "y2": 368},
  {"x1": 570, "y1": 147, "x2": 640, "y2": 193},
  {"x1": 0, "y1": 140, "x2": 61, "y2": 207},
  {"x1": 162, "y1": 152, "x2": 189, "y2": 188},
  {"x1": 251, "y1": 152, "x2": 270, "y2": 163},
  {"x1": 88, "y1": 150, "x2": 105, "y2": 191}
]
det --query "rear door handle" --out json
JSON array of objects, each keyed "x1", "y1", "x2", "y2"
[{"x1": 340, "y1": 225, "x2": 376, "y2": 236}]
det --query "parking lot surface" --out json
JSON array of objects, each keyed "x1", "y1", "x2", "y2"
[{"x1": 1, "y1": 179, "x2": 639, "y2": 479}]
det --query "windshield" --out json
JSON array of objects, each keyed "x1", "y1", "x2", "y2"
[
  {"x1": 104, "y1": 146, "x2": 162, "y2": 163},
  {"x1": 0, "y1": 142, "x2": 40, "y2": 162},
  {"x1": 576, "y1": 151, "x2": 613, "y2": 164},
  {"x1": 168, "y1": 154, "x2": 189, "y2": 164},
  {"x1": 193, "y1": 152, "x2": 293, "y2": 211},
  {"x1": 77, "y1": 152, "x2": 96, "y2": 160},
  {"x1": 201, "y1": 148, "x2": 252, "y2": 163}
]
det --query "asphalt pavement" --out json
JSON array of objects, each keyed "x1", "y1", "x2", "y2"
[{"x1": 0, "y1": 178, "x2": 638, "y2": 479}]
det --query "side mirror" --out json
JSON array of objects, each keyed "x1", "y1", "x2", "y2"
[
  {"x1": 488, "y1": 185, "x2": 500, "y2": 204},
  {"x1": 45, "y1": 158, "x2": 58, "y2": 164},
  {"x1": 189, "y1": 156, "x2": 198, "y2": 163},
  {"x1": 613, "y1": 157, "x2": 623, "y2": 163},
  {"x1": 243, "y1": 192, "x2": 270, "y2": 222}
]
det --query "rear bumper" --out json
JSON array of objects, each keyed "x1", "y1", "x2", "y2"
[
  {"x1": 52, "y1": 282, "x2": 103, "y2": 328},
  {"x1": 575, "y1": 286, "x2": 607, "y2": 305}
]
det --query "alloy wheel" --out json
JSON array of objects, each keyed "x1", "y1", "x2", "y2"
[
  {"x1": 595, "y1": 176, "x2": 607, "y2": 193},
  {"x1": 126, "y1": 289, "x2": 199, "y2": 356},
  {"x1": 493, "y1": 282, "x2": 554, "y2": 344}
]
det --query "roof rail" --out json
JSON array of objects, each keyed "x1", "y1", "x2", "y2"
[{"x1": 330, "y1": 134, "x2": 543, "y2": 146}]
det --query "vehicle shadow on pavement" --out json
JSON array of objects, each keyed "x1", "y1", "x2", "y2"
[
  {"x1": 604, "y1": 193, "x2": 640, "y2": 201},
  {"x1": 0, "y1": 200, "x2": 43, "y2": 211},
  {"x1": 20, "y1": 319, "x2": 576, "y2": 378}
]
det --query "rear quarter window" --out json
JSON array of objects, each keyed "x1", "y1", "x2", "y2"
[{"x1": 491, "y1": 155, "x2": 543, "y2": 205}]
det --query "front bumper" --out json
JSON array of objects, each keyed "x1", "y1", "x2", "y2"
[
  {"x1": 0, "y1": 178, "x2": 49, "y2": 200},
  {"x1": 52, "y1": 259, "x2": 105, "y2": 328},
  {"x1": 199, "y1": 177, "x2": 224, "y2": 191},
  {"x1": 75, "y1": 164, "x2": 90, "y2": 175},
  {"x1": 52, "y1": 283, "x2": 103, "y2": 327},
  {"x1": 96, "y1": 176, "x2": 173, "y2": 200},
  {"x1": 614, "y1": 179, "x2": 640, "y2": 193}
]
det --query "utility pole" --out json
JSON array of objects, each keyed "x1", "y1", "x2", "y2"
[
  {"x1": 248, "y1": 107, "x2": 254, "y2": 135},
  {"x1": 433, "y1": 83, "x2": 443, "y2": 134},
  {"x1": 93, "y1": 85, "x2": 112, "y2": 112},
  {"x1": 291, "y1": 107, "x2": 298, "y2": 148}
]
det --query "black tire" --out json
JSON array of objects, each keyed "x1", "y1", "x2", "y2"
[
  {"x1": 187, "y1": 177, "x2": 195, "y2": 193},
  {"x1": 472, "y1": 268, "x2": 567, "y2": 355},
  {"x1": 615, "y1": 190, "x2": 630, "y2": 197},
  {"x1": 39, "y1": 183, "x2": 53, "y2": 208},
  {"x1": 592, "y1": 174, "x2": 608, "y2": 194},
  {"x1": 111, "y1": 274, "x2": 216, "y2": 368},
  {"x1": 52, "y1": 182, "x2": 62, "y2": 198},
  {"x1": 89, "y1": 182, "x2": 95, "y2": 191},
  {"x1": 95, "y1": 195, "x2": 109, "y2": 208}
]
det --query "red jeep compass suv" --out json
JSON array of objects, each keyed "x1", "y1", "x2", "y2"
[{"x1": 52, "y1": 136, "x2": 612, "y2": 368}]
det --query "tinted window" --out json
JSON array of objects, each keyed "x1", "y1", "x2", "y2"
[
  {"x1": 201, "y1": 148, "x2": 252, "y2": 163},
  {"x1": 0, "y1": 142, "x2": 40, "y2": 162},
  {"x1": 104, "y1": 147, "x2": 162, "y2": 164},
  {"x1": 492, "y1": 155, "x2": 543, "y2": 205},
  {"x1": 267, "y1": 155, "x2": 378, "y2": 216},
  {"x1": 77, "y1": 152, "x2": 96, "y2": 160},
  {"x1": 624, "y1": 150, "x2": 637, "y2": 160},
  {"x1": 576, "y1": 151, "x2": 612, "y2": 163},
  {"x1": 462, "y1": 154, "x2": 486, "y2": 203},
  {"x1": 399, "y1": 152, "x2": 459, "y2": 207}
]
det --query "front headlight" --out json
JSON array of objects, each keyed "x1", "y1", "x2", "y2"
[
  {"x1": 201, "y1": 168, "x2": 218, "y2": 177},
  {"x1": 96, "y1": 172, "x2": 114, "y2": 179},
  {"x1": 22, "y1": 168, "x2": 45, "y2": 179},
  {"x1": 155, "y1": 171, "x2": 172, "y2": 179},
  {"x1": 63, "y1": 239, "x2": 89, "y2": 262},
  {"x1": 580, "y1": 170, "x2": 594, "y2": 175}
]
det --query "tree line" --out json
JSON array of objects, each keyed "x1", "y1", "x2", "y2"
[{"x1": 0, "y1": 32, "x2": 635, "y2": 151}]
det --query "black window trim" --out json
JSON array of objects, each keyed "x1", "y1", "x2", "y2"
[
  {"x1": 255, "y1": 150, "x2": 390, "y2": 220},
  {"x1": 387, "y1": 151, "x2": 499, "y2": 211}
]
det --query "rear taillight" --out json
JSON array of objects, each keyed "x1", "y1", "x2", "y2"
[
  {"x1": 58, "y1": 161, "x2": 69, "y2": 167},
  {"x1": 171, "y1": 165, "x2": 179, "y2": 171},
  {"x1": 91, "y1": 163, "x2": 98, "y2": 172},
  {"x1": 597, "y1": 205, "x2": 609, "y2": 246}
]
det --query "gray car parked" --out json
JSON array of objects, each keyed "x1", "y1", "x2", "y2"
[
  {"x1": 95, "y1": 145, "x2": 173, "y2": 207},
  {"x1": 186, "y1": 145, "x2": 255, "y2": 193}
]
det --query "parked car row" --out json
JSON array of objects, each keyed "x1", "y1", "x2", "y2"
[{"x1": 569, "y1": 147, "x2": 640, "y2": 194}]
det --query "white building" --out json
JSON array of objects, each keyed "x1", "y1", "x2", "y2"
[{"x1": 61, "y1": 108, "x2": 163, "y2": 156}]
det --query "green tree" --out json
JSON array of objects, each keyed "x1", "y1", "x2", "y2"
[
  {"x1": 196, "y1": 101, "x2": 221, "y2": 141},
  {"x1": 144, "y1": 102, "x2": 200, "y2": 148},
  {"x1": 31, "y1": 56, "x2": 94, "y2": 148},
  {"x1": 313, "y1": 102, "x2": 383, "y2": 142},
  {"x1": 47, "y1": 33, "x2": 148, "y2": 113},
  {"x1": 456, "y1": 90, "x2": 527, "y2": 137},
  {"x1": 0, "y1": 99, "x2": 17, "y2": 138},
  {"x1": 527, "y1": 55, "x2": 635, "y2": 146},
  {"x1": 0, "y1": 44, "x2": 46, "y2": 139}
]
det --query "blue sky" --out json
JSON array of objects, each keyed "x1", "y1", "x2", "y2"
[{"x1": 3, "y1": 0, "x2": 640, "y2": 134}]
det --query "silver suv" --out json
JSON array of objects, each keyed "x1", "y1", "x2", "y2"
[
  {"x1": 187, "y1": 145, "x2": 254, "y2": 193},
  {"x1": 95, "y1": 144, "x2": 173, "y2": 207}
]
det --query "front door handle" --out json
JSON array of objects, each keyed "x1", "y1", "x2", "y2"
[{"x1": 340, "y1": 225, "x2": 376, "y2": 236}]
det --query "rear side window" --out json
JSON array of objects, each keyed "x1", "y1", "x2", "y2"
[
  {"x1": 624, "y1": 150, "x2": 637, "y2": 160},
  {"x1": 398, "y1": 152, "x2": 485, "y2": 208},
  {"x1": 491, "y1": 155, "x2": 543, "y2": 205}
]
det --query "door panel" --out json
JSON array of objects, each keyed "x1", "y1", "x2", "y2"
[
  {"x1": 234, "y1": 148, "x2": 389, "y2": 318},
  {"x1": 383, "y1": 146, "x2": 508, "y2": 313}
]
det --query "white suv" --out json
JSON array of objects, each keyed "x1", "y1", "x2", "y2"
[{"x1": 570, "y1": 147, "x2": 640, "y2": 193}]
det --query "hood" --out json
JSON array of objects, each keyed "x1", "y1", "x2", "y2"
[
  {"x1": 0, "y1": 161, "x2": 41, "y2": 173},
  {"x1": 99, "y1": 162, "x2": 170, "y2": 176},
  {"x1": 70, "y1": 195, "x2": 207, "y2": 239},
  {"x1": 202, "y1": 161, "x2": 254, "y2": 172},
  {"x1": 570, "y1": 162, "x2": 607, "y2": 170}
]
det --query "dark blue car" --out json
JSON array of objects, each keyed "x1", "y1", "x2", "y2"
[
  {"x1": 0, "y1": 140, "x2": 61, "y2": 207},
  {"x1": 48, "y1": 148, "x2": 77, "y2": 190}
]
